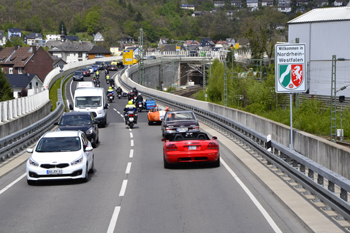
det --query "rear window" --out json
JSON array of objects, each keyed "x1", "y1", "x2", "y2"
[
  {"x1": 166, "y1": 112, "x2": 195, "y2": 121},
  {"x1": 60, "y1": 115, "x2": 92, "y2": 126},
  {"x1": 75, "y1": 71, "x2": 82, "y2": 75}
]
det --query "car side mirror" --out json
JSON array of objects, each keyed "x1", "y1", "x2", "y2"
[
  {"x1": 69, "y1": 104, "x2": 73, "y2": 110},
  {"x1": 27, "y1": 148, "x2": 33, "y2": 153},
  {"x1": 212, "y1": 136, "x2": 217, "y2": 140},
  {"x1": 161, "y1": 138, "x2": 167, "y2": 142},
  {"x1": 85, "y1": 145, "x2": 93, "y2": 152},
  {"x1": 104, "y1": 104, "x2": 108, "y2": 109},
  {"x1": 54, "y1": 122, "x2": 59, "y2": 125}
]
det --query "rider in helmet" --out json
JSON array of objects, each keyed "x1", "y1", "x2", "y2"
[
  {"x1": 106, "y1": 86, "x2": 114, "y2": 97},
  {"x1": 127, "y1": 89, "x2": 134, "y2": 100},
  {"x1": 124, "y1": 100, "x2": 137, "y2": 124},
  {"x1": 136, "y1": 92, "x2": 143, "y2": 103}
]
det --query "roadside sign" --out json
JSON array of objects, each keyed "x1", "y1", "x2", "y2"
[
  {"x1": 234, "y1": 43, "x2": 239, "y2": 49},
  {"x1": 123, "y1": 50, "x2": 134, "y2": 65},
  {"x1": 176, "y1": 46, "x2": 181, "y2": 51},
  {"x1": 275, "y1": 43, "x2": 306, "y2": 93}
]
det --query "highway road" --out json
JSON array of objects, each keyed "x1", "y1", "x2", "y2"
[{"x1": 0, "y1": 70, "x2": 309, "y2": 233}]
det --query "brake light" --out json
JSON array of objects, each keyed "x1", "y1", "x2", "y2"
[
  {"x1": 165, "y1": 127, "x2": 172, "y2": 131},
  {"x1": 193, "y1": 126, "x2": 199, "y2": 130},
  {"x1": 128, "y1": 113, "x2": 135, "y2": 117},
  {"x1": 166, "y1": 144, "x2": 177, "y2": 151},
  {"x1": 208, "y1": 142, "x2": 218, "y2": 150}
]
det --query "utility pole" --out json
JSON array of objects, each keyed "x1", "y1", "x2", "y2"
[
  {"x1": 224, "y1": 59, "x2": 227, "y2": 106},
  {"x1": 159, "y1": 58, "x2": 163, "y2": 90},
  {"x1": 138, "y1": 28, "x2": 144, "y2": 85},
  {"x1": 330, "y1": 55, "x2": 337, "y2": 142},
  {"x1": 202, "y1": 59, "x2": 207, "y2": 101}
]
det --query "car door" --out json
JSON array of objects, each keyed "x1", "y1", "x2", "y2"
[
  {"x1": 81, "y1": 133, "x2": 92, "y2": 168},
  {"x1": 91, "y1": 114, "x2": 99, "y2": 138}
]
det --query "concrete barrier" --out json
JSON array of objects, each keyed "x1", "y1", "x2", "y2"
[{"x1": 122, "y1": 62, "x2": 350, "y2": 180}]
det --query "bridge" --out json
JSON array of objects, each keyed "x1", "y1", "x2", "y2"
[{"x1": 0, "y1": 55, "x2": 349, "y2": 233}]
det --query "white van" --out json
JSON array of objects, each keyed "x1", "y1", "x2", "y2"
[
  {"x1": 76, "y1": 81, "x2": 94, "y2": 89},
  {"x1": 70, "y1": 87, "x2": 108, "y2": 127}
]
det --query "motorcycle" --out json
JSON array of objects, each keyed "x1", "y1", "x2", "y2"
[
  {"x1": 126, "y1": 111, "x2": 136, "y2": 129},
  {"x1": 95, "y1": 81, "x2": 101, "y2": 87},
  {"x1": 136, "y1": 101, "x2": 143, "y2": 112},
  {"x1": 133, "y1": 95, "x2": 137, "y2": 104},
  {"x1": 108, "y1": 93, "x2": 114, "y2": 103},
  {"x1": 117, "y1": 92, "x2": 122, "y2": 99},
  {"x1": 106, "y1": 79, "x2": 110, "y2": 84}
]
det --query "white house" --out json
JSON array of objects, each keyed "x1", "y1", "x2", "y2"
[
  {"x1": 94, "y1": 32, "x2": 104, "y2": 43},
  {"x1": 6, "y1": 74, "x2": 43, "y2": 98},
  {"x1": 46, "y1": 34, "x2": 61, "y2": 41}
]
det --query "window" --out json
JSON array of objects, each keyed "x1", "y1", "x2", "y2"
[
  {"x1": 18, "y1": 68, "x2": 22, "y2": 74},
  {"x1": 36, "y1": 82, "x2": 38, "y2": 86},
  {"x1": 9, "y1": 68, "x2": 13, "y2": 74},
  {"x1": 78, "y1": 53, "x2": 82, "y2": 58},
  {"x1": 29, "y1": 82, "x2": 32, "y2": 89}
]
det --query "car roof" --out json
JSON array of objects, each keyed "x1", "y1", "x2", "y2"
[
  {"x1": 43, "y1": 131, "x2": 81, "y2": 138},
  {"x1": 62, "y1": 111, "x2": 92, "y2": 116},
  {"x1": 167, "y1": 110, "x2": 194, "y2": 114}
]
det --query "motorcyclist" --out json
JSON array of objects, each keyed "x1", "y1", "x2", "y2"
[
  {"x1": 136, "y1": 92, "x2": 143, "y2": 103},
  {"x1": 124, "y1": 100, "x2": 138, "y2": 125},
  {"x1": 106, "y1": 86, "x2": 114, "y2": 98},
  {"x1": 96, "y1": 70, "x2": 100, "y2": 78},
  {"x1": 105, "y1": 68, "x2": 109, "y2": 75},
  {"x1": 106, "y1": 74, "x2": 110, "y2": 83},
  {"x1": 116, "y1": 86, "x2": 122, "y2": 95},
  {"x1": 109, "y1": 78, "x2": 115, "y2": 87},
  {"x1": 133, "y1": 87, "x2": 138, "y2": 96},
  {"x1": 127, "y1": 90, "x2": 134, "y2": 100}
]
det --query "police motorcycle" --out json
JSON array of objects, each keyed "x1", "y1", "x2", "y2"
[{"x1": 124, "y1": 102, "x2": 137, "y2": 129}]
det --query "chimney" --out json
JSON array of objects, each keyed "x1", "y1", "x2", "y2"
[{"x1": 31, "y1": 46, "x2": 36, "y2": 53}]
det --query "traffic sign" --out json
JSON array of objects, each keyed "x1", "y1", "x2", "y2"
[
  {"x1": 275, "y1": 43, "x2": 307, "y2": 93},
  {"x1": 123, "y1": 50, "x2": 134, "y2": 65}
]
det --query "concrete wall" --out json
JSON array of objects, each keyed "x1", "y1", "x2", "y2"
[{"x1": 123, "y1": 61, "x2": 350, "y2": 180}]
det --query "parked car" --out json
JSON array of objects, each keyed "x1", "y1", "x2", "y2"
[
  {"x1": 54, "y1": 111, "x2": 99, "y2": 148},
  {"x1": 162, "y1": 132, "x2": 220, "y2": 168},
  {"x1": 108, "y1": 65, "x2": 118, "y2": 71},
  {"x1": 81, "y1": 68, "x2": 90, "y2": 77},
  {"x1": 161, "y1": 110, "x2": 200, "y2": 138},
  {"x1": 73, "y1": 71, "x2": 84, "y2": 81},
  {"x1": 26, "y1": 130, "x2": 95, "y2": 185}
]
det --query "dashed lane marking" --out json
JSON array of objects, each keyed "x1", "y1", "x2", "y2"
[
  {"x1": 131, "y1": 140, "x2": 134, "y2": 147},
  {"x1": 107, "y1": 206, "x2": 121, "y2": 233},
  {"x1": 130, "y1": 133, "x2": 133, "y2": 138},
  {"x1": 125, "y1": 162, "x2": 132, "y2": 174},
  {"x1": 119, "y1": 180, "x2": 128, "y2": 196},
  {"x1": 129, "y1": 149, "x2": 134, "y2": 158}
]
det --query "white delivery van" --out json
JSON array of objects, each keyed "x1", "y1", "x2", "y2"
[
  {"x1": 70, "y1": 87, "x2": 108, "y2": 127},
  {"x1": 76, "y1": 81, "x2": 94, "y2": 89}
]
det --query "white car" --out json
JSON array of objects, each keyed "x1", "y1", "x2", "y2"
[
  {"x1": 26, "y1": 131, "x2": 94, "y2": 185},
  {"x1": 86, "y1": 66, "x2": 94, "y2": 74}
]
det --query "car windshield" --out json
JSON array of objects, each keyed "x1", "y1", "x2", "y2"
[
  {"x1": 95, "y1": 62, "x2": 103, "y2": 65},
  {"x1": 166, "y1": 112, "x2": 195, "y2": 121},
  {"x1": 75, "y1": 96, "x2": 102, "y2": 108},
  {"x1": 81, "y1": 68, "x2": 88, "y2": 71},
  {"x1": 60, "y1": 115, "x2": 91, "y2": 126},
  {"x1": 87, "y1": 66, "x2": 92, "y2": 69},
  {"x1": 35, "y1": 137, "x2": 81, "y2": 152},
  {"x1": 74, "y1": 71, "x2": 82, "y2": 75}
]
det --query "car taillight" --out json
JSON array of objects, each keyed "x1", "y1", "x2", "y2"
[
  {"x1": 166, "y1": 144, "x2": 177, "y2": 151},
  {"x1": 165, "y1": 127, "x2": 172, "y2": 131},
  {"x1": 208, "y1": 142, "x2": 218, "y2": 150},
  {"x1": 193, "y1": 126, "x2": 199, "y2": 130}
]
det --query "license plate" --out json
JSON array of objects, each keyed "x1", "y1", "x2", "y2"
[
  {"x1": 188, "y1": 146, "x2": 196, "y2": 150},
  {"x1": 47, "y1": 169, "x2": 62, "y2": 175},
  {"x1": 177, "y1": 128, "x2": 188, "y2": 132},
  {"x1": 129, "y1": 117, "x2": 134, "y2": 121}
]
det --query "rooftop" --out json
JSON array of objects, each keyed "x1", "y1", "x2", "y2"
[{"x1": 288, "y1": 6, "x2": 350, "y2": 24}]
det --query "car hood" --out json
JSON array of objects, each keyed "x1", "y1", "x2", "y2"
[
  {"x1": 32, "y1": 151, "x2": 83, "y2": 163},
  {"x1": 58, "y1": 125, "x2": 91, "y2": 132}
]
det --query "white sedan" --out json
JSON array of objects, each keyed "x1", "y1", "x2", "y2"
[{"x1": 26, "y1": 130, "x2": 94, "y2": 185}]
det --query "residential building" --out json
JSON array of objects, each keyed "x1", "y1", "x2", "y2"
[
  {"x1": 93, "y1": 32, "x2": 104, "y2": 43},
  {"x1": 47, "y1": 40, "x2": 94, "y2": 63},
  {"x1": 215, "y1": 40, "x2": 229, "y2": 48},
  {"x1": 278, "y1": 2, "x2": 292, "y2": 12},
  {"x1": 192, "y1": 11, "x2": 206, "y2": 16},
  {"x1": 158, "y1": 38, "x2": 168, "y2": 50},
  {"x1": 0, "y1": 32, "x2": 7, "y2": 46},
  {"x1": 247, "y1": 0, "x2": 259, "y2": 8},
  {"x1": 334, "y1": 0, "x2": 347, "y2": 6},
  {"x1": 8, "y1": 28, "x2": 21, "y2": 40},
  {"x1": 226, "y1": 38, "x2": 236, "y2": 46},
  {"x1": 66, "y1": 36, "x2": 79, "y2": 41},
  {"x1": 296, "y1": 6, "x2": 307, "y2": 13},
  {"x1": 6, "y1": 74, "x2": 42, "y2": 98},
  {"x1": 51, "y1": 55, "x2": 67, "y2": 69},
  {"x1": 236, "y1": 38, "x2": 249, "y2": 48},
  {"x1": 181, "y1": 4, "x2": 195, "y2": 10},
  {"x1": 231, "y1": 0, "x2": 242, "y2": 7},
  {"x1": 110, "y1": 45, "x2": 121, "y2": 56},
  {"x1": 117, "y1": 35, "x2": 135, "y2": 44},
  {"x1": 0, "y1": 46, "x2": 54, "y2": 82},
  {"x1": 262, "y1": 0, "x2": 274, "y2": 6},
  {"x1": 200, "y1": 38, "x2": 215, "y2": 48},
  {"x1": 46, "y1": 34, "x2": 61, "y2": 41},
  {"x1": 296, "y1": 0, "x2": 308, "y2": 6},
  {"x1": 24, "y1": 33, "x2": 43, "y2": 45},
  {"x1": 88, "y1": 46, "x2": 111, "y2": 59},
  {"x1": 214, "y1": 1, "x2": 225, "y2": 7},
  {"x1": 315, "y1": 0, "x2": 328, "y2": 7}
]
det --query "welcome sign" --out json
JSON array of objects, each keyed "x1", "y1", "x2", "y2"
[{"x1": 275, "y1": 44, "x2": 307, "y2": 93}]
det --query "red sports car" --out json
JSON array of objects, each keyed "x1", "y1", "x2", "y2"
[{"x1": 162, "y1": 132, "x2": 220, "y2": 168}]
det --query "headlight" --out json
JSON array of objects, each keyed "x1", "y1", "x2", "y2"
[
  {"x1": 29, "y1": 158, "x2": 39, "y2": 167},
  {"x1": 86, "y1": 127, "x2": 94, "y2": 135},
  {"x1": 71, "y1": 156, "x2": 83, "y2": 166},
  {"x1": 97, "y1": 110, "x2": 103, "y2": 114}
]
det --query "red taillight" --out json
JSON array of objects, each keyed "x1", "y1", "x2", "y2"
[
  {"x1": 128, "y1": 113, "x2": 135, "y2": 117},
  {"x1": 110, "y1": 93, "x2": 113, "y2": 96},
  {"x1": 208, "y1": 142, "x2": 218, "y2": 150},
  {"x1": 166, "y1": 144, "x2": 177, "y2": 151}
]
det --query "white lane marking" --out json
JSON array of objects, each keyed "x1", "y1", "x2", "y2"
[
  {"x1": 0, "y1": 173, "x2": 26, "y2": 196},
  {"x1": 117, "y1": 111, "x2": 120, "y2": 114},
  {"x1": 130, "y1": 133, "x2": 133, "y2": 138},
  {"x1": 107, "y1": 206, "x2": 121, "y2": 233},
  {"x1": 129, "y1": 129, "x2": 132, "y2": 132},
  {"x1": 125, "y1": 162, "x2": 132, "y2": 174},
  {"x1": 119, "y1": 180, "x2": 128, "y2": 196},
  {"x1": 221, "y1": 158, "x2": 282, "y2": 233},
  {"x1": 129, "y1": 149, "x2": 134, "y2": 158},
  {"x1": 70, "y1": 79, "x2": 74, "y2": 101},
  {"x1": 131, "y1": 140, "x2": 134, "y2": 147},
  {"x1": 113, "y1": 108, "x2": 117, "y2": 111}
]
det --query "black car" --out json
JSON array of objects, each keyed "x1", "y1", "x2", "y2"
[
  {"x1": 108, "y1": 65, "x2": 118, "y2": 71},
  {"x1": 73, "y1": 71, "x2": 84, "y2": 81},
  {"x1": 94, "y1": 61, "x2": 104, "y2": 70},
  {"x1": 161, "y1": 110, "x2": 200, "y2": 138},
  {"x1": 117, "y1": 61, "x2": 125, "y2": 69},
  {"x1": 54, "y1": 112, "x2": 99, "y2": 148},
  {"x1": 104, "y1": 61, "x2": 111, "y2": 69}
]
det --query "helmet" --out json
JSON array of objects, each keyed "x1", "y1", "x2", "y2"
[
  {"x1": 138, "y1": 93, "x2": 141, "y2": 96},
  {"x1": 128, "y1": 100, "x2": 133, "y2": 105}
]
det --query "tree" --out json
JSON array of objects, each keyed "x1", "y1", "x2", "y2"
[
  {"x1": 135, "y1": 12, "x2": 143, "y2": 22},
  {"x1": 4, "y1": 40, "x2": 12, "y2": 47},
  {"x1": 25, "y1": 15, "x2": 42, "y2": 33},
  {"x1": 0, "y1": 68, "x2": 13, "y2": 101},
  {"x1": 86, "y1": 11, "x2": 100, "y2": 35}
]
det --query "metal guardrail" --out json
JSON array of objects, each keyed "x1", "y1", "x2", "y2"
[
  {"x1": 0, "y1": 72, "x2": 73, "y2": 162},
  {"x1": 118, "y1": 68, "x2": 350, "y2": 221}
]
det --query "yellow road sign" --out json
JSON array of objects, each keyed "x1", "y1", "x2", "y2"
[
  {"x1": 235, "y1": 43, "x2": 239, "y2": 49},
  {"x1": 123, "y1": 50, "x2": 134, "y2": 65}
]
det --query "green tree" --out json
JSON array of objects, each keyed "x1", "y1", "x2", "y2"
[
  {"x1": 0, "y1": 67, "x2": 13, "y2": 101},
  {"x1": 4, "y1": 40, "x2": 12, "y2": 47},
  {"x1": 135, "y1": 12, "x2": 143, "y2": 22},
  {"x1": 25, "y1": 15, "x2": 42, "y2": 33},
  {"x1": 86, "y1": 11, "x2": 100, "y2": 35}
]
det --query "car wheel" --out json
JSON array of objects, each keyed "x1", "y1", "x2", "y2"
[
  {"x1": 103, "y1": 117, "x2": 107, "y2": 128},
  {"x1": 89, "y1": 156, "x2": 95, "y2": 174},
  {"x1": 213, "y1": 156, "x2": 220, "y2": 167},
  {"x1": 148, "y1": 119, "x2": 151, "y2": 125},
  {"x1": 163, "y1": 154, "x2": 172, "y2": 169},
  {"x1": 96, "y1": 135, "x2": 99, "y2": 144},
  {"x1": 92, "y1": 138, "x2": 97, "y2": 148},
  {"x1": 82, "y1": 163, "x2": 89, "y2": 183},
  {"x1": 27, "y1": 179, "x2": 36, "y2": 185}
]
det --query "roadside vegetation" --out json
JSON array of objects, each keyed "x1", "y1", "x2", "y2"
[
  {"x1": 0, "y1": 68, "x2": 13, "y2": 101},
  {"x1": 194, "y1": 58, "x2": 350, "y2": 140}
]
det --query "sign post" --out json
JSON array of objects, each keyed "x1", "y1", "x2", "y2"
[{"x1": 275, "y1": 43, "x2": 307, "y2": 149}]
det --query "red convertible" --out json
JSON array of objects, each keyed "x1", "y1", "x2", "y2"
[{"x1": 162, "y1": 132, "x2": 220, "y2": 168}]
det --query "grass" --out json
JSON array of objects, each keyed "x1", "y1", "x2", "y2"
[
  {"x1": 62, "y1": 75, "x2": 73, "y2": 112},
  {"x1": 49, "y1": 78, "x2": 61, "y2": 111}
]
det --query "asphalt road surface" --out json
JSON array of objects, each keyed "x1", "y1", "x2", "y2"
[{"x1": 0, "y1": 70, "x2": 309, "y2": 233}]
